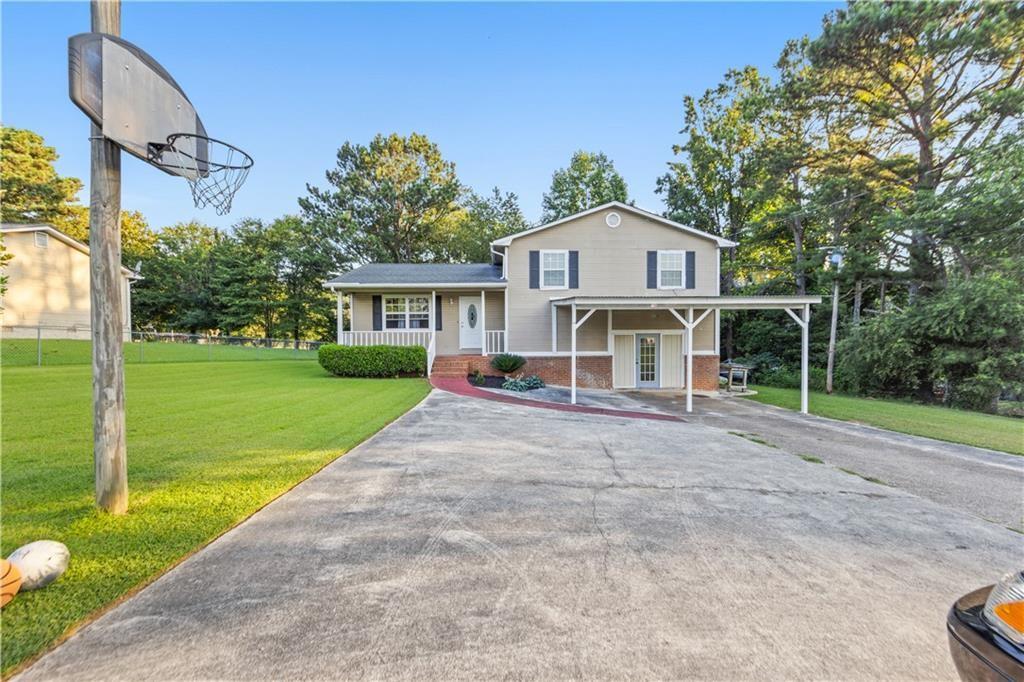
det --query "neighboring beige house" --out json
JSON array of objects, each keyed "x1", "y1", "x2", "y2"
[
  {"x1": 1, "y1": 224, "x2": 136, "y2": 340},
  {"x1": 326, "y1": 203, "x2": 820, "y2": 412}
]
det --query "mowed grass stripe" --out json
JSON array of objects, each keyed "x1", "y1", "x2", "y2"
[
  {"x1": 1, "y1": 361, "x2": 430, "y2": 674},
  {"x1": 744, "y1": 385, "x2": 1023, "y2": 456},
  {"x1": 1, "y1": 338, "x2": 317, "y2": 367}
]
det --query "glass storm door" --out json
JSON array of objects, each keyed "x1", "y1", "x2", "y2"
[
  {"x1": 459, "y1": 296, "x2": 482, "y2": 349},
  {"x1": 636, "y1": 334, "x2": 659, "y2": 388}
]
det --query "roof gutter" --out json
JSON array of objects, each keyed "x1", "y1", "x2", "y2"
[{"x1": 324, "y1": 281, "x2": 508, "y2": 291}]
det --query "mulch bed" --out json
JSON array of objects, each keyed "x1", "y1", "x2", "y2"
[{"x1": 467, "y1": 375, "x2": 507, "y2": 389}]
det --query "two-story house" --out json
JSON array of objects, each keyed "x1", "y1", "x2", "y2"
[{"x1": 325, "y1": 202, "x2": 820, "y2": 412}]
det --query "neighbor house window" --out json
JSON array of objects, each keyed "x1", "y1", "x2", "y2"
[
  {"x1": 541, "y1": 250, "x2": 568, "y2": 289},
  {"x1": 385, "y1": 296, "x2": 430, "y2": 329},
  {"x1": 34, "y1": 232, "x2": 49, "y2": 249},
  {"x1": 658, "y1": 250, "x2": 685, "y2": 288}
]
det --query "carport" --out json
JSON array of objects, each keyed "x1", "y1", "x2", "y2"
[{"x1": 550, "y1": 295, "x2": 822, "y2": 412}]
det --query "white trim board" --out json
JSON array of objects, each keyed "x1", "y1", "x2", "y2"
[{"x1": 490, "y1": 201, "x2": 737, "y2": 248}]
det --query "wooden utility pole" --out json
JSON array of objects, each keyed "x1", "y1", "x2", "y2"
[
  {"x1": 825, "y1": 278, "x2": 840, "y2": 394},
  {"x1": 90, "y1": 0, "x2": 128, "y2": 514}
]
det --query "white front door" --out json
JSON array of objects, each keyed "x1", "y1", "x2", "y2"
[{"x1": 459, "y1": 296, "x2": 482, "y2": 349}]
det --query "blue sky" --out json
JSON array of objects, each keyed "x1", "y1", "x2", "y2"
[{"x1": 2, "y1": 1, "x2": 839, "y2": 232}]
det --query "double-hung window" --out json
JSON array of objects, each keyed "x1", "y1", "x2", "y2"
[
  {"x1": 384, "y1": 296, "x2": 430, "y2": 329},
  {"x1": 657, "y1": 250, "x2": 685, "y2": 289},
  {"x1": 540, "y1": 250, "x2": 568, "y2": 289}
]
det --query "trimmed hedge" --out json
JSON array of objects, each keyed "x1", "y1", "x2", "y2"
[{"x1": 318, "y1": 344, "x2": 427, "y2": 378}]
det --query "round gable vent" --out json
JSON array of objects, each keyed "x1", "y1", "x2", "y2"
[{"x1": 605, "y1": 212, "x2": 621, "y2": 228}]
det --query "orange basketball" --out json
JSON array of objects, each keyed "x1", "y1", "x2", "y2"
[{"x1": 1, "y1": 559, "x2": 22, "y2": 607}]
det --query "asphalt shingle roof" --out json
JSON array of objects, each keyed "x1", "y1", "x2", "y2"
[{"x1": 327, "y1": 263, "x2": 503, "y2": 285}]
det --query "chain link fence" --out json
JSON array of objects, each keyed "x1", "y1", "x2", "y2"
[{"x1": 2, "y1": 325, "x2": 324, "y2": 367}]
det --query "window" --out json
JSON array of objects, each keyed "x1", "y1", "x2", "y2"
[
  {"x1": 541, "y1": 250, "x2": 568, "y2": 289},
  {"x1": 34, "y1": 232, "x2": 49, "y2": 249},
  {"x1": 658, "y1": 250, "x2": 685, "y2": 288},
  {"x1": 384, "y1": 296, "x2": 430, "y2": 329}
]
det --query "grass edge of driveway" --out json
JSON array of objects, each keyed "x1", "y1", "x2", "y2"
[
  {"x1": 743, "y1": 385, "x2": 1023, "y2": 456},
  {"x1": 1, "y1": 363, "x2": 431, "y2": 676}
]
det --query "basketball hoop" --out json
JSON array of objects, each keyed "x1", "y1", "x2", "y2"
[{"x1": 149, "y1": 133, "x2": 253, "y2": 215}]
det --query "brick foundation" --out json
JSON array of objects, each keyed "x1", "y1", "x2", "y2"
[{"x1": 457, "y1": 354, "x2": 720, "y2": 392}]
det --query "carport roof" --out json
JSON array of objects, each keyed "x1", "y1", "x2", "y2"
[{"x1": 549, "y1": 295, "x2": 822, "y2": 310}]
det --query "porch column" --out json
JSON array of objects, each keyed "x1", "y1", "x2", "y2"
[
  {"x1": 551, "y1": 304, "x2": 557, "y2": 352},
  {"x1": 480, "y1": 289, "x2": 487, "y2": 356},
  {"x1": 429, "y1": 289, "x2": 436, "y2": 339},
  {"x1": 571, "y1": 303, "x2": 577, "y2": 404},
  {"x1": 801, "y1": 304, "x2": 810, "y2": 414},
  {"x1": 336, "y1": 291, "x2": 343, "y2": 343},
  {"x1": 685, "y1": 307, "x2": 694, "y2": 413}
]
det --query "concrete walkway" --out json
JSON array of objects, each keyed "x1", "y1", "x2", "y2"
[
  {"x1": 19, "y1": 390, "x2": 1021, "y2": 680},
  {"x1": 430, "y1": 375, "x2": 679, "y2": 421}
]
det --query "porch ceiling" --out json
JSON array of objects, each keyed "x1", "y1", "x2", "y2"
[{"x1": 549, "y1": 295, "x2": 822, "y2": 310}]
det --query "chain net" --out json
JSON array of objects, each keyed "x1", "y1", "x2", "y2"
[{"x1": 151, "y1": 134, "x2": 253, "y2": 215}]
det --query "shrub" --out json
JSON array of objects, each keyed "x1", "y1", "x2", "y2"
[
  {"x1": 837, "y1": 274, "x2": 1024, "y2": 411},
  {"x1": 758, "y1": 365, "x2": 832, "y2": 393},
  {"x1": 502, "y1": 374, "x2": 544, "y2": 392},
  {"x1": 502, "y1": 376, "x2": 527, "y2": 392},
  {"x1": 491, "y1": 353, "x2": 526, "y2": 373},
  {"x1": 471, "y1": 369, "x2": 485, "y2": 386},
  {"x1": 318, "y1": 344, "x2": 426, "y2": 378},
  {"x1": 522, "y1": 374, "x2": 545, "y2": 389}
]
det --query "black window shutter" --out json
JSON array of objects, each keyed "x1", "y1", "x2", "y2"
[
  {"x1": 569, "y1": 251, "x2": 579, "y2": 289},
  {"x1": 372, "y1": 295, "x2": 382, "y2": 331},
  {"x1": 685, "y1": 251, "x2": 696, "y2": 288},
  {"x1": 435, "y1": 295, "x2": 442, "y2": 330},
  {"x1": 647, "y1": 251, "x2": 658, "y2": 289},
  {"x1": 529, "y1": 250, "x2": 540, "y2": 289}
]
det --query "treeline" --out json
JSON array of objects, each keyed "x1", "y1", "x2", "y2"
[
  {"x1": 2, "y1": 127, "x2": 627, "y2": 340},
  {"x1": 656, "y1": 2, "x2": 1023, "y2": 412}
]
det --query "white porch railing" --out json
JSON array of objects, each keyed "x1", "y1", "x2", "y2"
[
  {"x1": 485, "y1": 330, "x2": 506, "y2": 355},
  {"x1": 338, "y1": 331, "x2": 434, "y2": 348}
]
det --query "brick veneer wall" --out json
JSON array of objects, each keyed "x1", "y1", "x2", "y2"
[
  {"x1": 690, "y1": 355, "x2": 720, "y2": 391},
  {"x1": 462, "y1": 354, "x2": 721, "y2": 391}
]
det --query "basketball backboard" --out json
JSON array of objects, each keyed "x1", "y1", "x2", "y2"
[{"x1": 68, "y1": 32, "x2": 207, "y2": 178}]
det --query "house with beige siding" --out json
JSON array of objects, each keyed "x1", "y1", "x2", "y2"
[
  {"x1": 1, "y1": 224, "x2": 136, "y2": 340},
  {"x1": 326, "y1": 203, "x2": 820, "y2": 412}
]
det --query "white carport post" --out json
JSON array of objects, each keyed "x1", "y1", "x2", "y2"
[
  {"x1": 570, "y1": 304, "x2": 597, "y2": 405},
  {"x1": 685, "y1": 307, "x2": 694, "y2": 412},
  {"x1": 668, "y1": 306, "x2": 714, "y2": 414},
  {"x1": 785, "y1": 304, "x2": 811, "y2": 414},
  {"x1": 570, "y1": 303, "x2": 577, "y2": 404}
]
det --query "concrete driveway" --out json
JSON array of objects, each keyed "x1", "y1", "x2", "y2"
[
  {"x1": 19, "y1": 389, "x2": 1022, "y2": 680},
  {"x1": 633, "y1": 392, "x2": 1024, "y2": 531}
]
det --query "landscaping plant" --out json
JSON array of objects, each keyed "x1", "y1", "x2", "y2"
[
  {"x1": 318, "y1": 344, "x2": 426, "y2": 378},
  {"x1": 490, "y1": 353, "x2": 526, "y2": 374}
]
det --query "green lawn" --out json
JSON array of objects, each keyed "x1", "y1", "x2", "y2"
[
  {"x1": 0, "y1": 361, "x2": 429, "y2": 674},
  {"x1": 2, "y1": 338, "x2": 317, "y2": 367},
  {"x1": 744, "y1": 385, "x2": 1024, "y2": 456}
]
